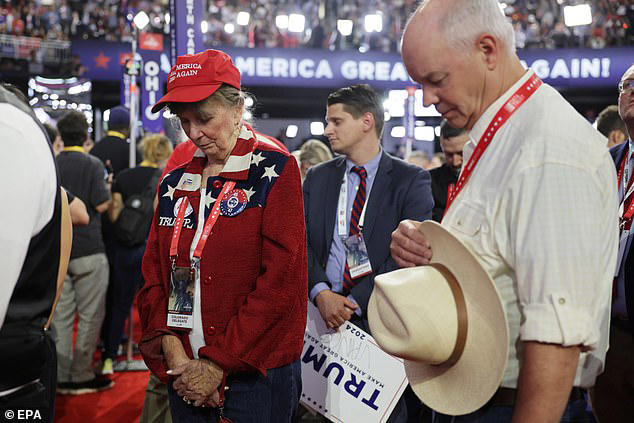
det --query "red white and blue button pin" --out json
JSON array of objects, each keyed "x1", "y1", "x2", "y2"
[{"x1": 220, "y1": 189, "x2": 248, "y2": 217}]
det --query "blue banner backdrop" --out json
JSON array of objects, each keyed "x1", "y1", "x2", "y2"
[
  {"x1": 139, "y1": 49, "x2": 166, "y2": 133},
  {"x1": 170, "y1": 0, "x2": 204, "y2": 65},
  {"x1": 72, "y1": 41, "x2": 633, "y2": 90}
]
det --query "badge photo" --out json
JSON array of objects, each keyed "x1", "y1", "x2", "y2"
[{"x1": 220, "y1": 188, "x2": 248, "y2": 217}]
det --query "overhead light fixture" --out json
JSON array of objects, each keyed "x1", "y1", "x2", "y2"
[
  {"x1": 337, "y1": 19, "x2": 353, "y2": 36},
  {"x1": 310, "y1": 121, "x2": 324, "y2": 136},
  {"x1": 288, "y1": 14, "x2": 305, "y2": 33},
  {"x1": 391, "y1": 126, "x2": 406, "y2": 138},
  {"x1": 224, "y1": 23, "x2": 235, "y2": 34},
  {"x1": 364, "y1": 13, "x2": 383, "y2": 32},
  {"x1": 237, "y1": 11, "x2": 250, "y2": 26},
  {"x1": 563, "y1": 4, "x2": 592, "y2": 27},
  {"x1": 244, "y1": 96, "x2": 254, "y2": 108},
  {"x1": 286, "y1": 125, "x2": 298, "y2": 138},
  {"x1": 276, "y1": 15, "x2": 289, "y2": 30},
  {"x1": 414, "y1": 126, "x2": 435, "y2": 141},
  {"x1": 133, "y1": 11, "x2": 150, "y2": 30}
]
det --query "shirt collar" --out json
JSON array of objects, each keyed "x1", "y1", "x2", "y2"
[
  {"x1": 469, "y1": 69, "x2": 535, "y2": 147},
  {"x1": 107, "y1": 130, "x2": 127, "y2": 139},
  {"x1": 345, "y1": 147, "x2": 382, "y2": 178}
]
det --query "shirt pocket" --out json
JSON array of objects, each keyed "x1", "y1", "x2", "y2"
[{"x1": 447, "y1": 200, "x2": 487, "y2": 237}]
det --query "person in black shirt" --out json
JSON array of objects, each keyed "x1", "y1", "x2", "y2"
[
  {"x1": 100, "y1": 134, "x2": 173, "y2": 375},
  {"x1": 91, "y1": 105, "x2": 133, "y2": 175},
  {"x1": 53, "y1": 110, "x2": 113, "y2": 395},
  {"x1": 429, "y1": 119, "x2": 469, "y2": 222}
]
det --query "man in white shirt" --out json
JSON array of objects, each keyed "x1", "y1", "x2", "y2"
[
  {"x1": 0, "y1": 84, "x2": 60, "y2": 421},
  {"x1": 390, "y1": 1, "x2": 618, "y2": 422}
]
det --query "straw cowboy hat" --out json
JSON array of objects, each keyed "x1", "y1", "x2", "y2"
[{"x1": 368, "y1": 221, "x2": 508, "y2": 416}]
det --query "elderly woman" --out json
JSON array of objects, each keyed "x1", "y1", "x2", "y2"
[{"x1": 137, "y1": 49, "x2": 307, "y2": 423}]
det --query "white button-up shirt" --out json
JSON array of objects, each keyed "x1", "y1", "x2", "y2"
[{"x1": 443, "y1": 70, "x2": 619, "y2": 388}]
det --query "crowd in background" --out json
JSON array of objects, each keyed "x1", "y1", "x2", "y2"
[{"x1": 0, "y1": 0, "x2": 632, "y2": 51}]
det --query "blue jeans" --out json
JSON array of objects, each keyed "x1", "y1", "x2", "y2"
[
  {"x1": 433, "y1": 398, "x2": 594, "y2": 423},
  {"x1": 103, "y1": 243, "x2": 145, "y2": 359},
  {"x1": 168, "y1": 360, "x2": 301, "y2": 423}
]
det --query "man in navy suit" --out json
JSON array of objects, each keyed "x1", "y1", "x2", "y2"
[
  {"x1": 592, "y1": 63, "x2": 634, "y2": 422},
  {"x1": 303, "y1": 84, "x2": 433, "y2": 423}
]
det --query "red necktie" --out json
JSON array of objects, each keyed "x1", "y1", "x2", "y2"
[{"x1": 343, "y1": 166, "x2": 368, "y2": 294}]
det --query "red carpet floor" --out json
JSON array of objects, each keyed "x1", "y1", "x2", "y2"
[{"x1": 55, "y1": 305, "x2": 150, "y2": 423}]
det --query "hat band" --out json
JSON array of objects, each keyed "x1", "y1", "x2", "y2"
[{"x1": 429, "y1": 263, "x2": 468, "y2": 366}]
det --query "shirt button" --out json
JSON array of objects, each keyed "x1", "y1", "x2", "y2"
[
  {"x1": 206, "y1": 326, "x2": 216, "y2": 336},
  {"x1": 203, "y1": 275, "x2": 212, "y2": 285},
  {"x1": 558, "y1": 298, "x2": 566, "y2": 305},
  {"x1": 213, "y1": 180, "x2": 222, "y2": 189}
]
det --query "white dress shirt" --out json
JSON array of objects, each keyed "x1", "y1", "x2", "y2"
[
  {"x1": 0, "y1": 103, "x2": 57, "y2": 328},
  {"x1": 443, "y1": 70, "x2": 619, "y2": 388}
]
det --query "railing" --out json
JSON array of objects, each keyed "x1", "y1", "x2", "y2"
[{"x1": 0, "y1": 34, "x2": 71, "y2": 64}]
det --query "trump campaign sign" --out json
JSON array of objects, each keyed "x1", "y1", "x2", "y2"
[{"x1": 301, "y1": 303, "x2": 408, "y2": 423}]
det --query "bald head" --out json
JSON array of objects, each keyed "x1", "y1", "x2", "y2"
[
  {"x1": 401, "y1": 0, "x2": 524, "y2": 130},
  {"x1": 406, "y1": 0, "x2": 515, "y2": 57}
]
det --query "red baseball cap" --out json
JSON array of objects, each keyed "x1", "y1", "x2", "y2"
[{"x1": 151, "y1": 49, "x2": 241, "y2": 113}]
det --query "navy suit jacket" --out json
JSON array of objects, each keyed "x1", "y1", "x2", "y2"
[
  {"x1": 303, "y1": 151, "x2": 433, "y2": 333},
  {"x1": 611, "y1": 141, "x2": 634, "y2": 336}
]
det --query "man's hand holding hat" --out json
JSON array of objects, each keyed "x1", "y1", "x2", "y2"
[{"x1": 390, "y1": 219, "x2": 433, "y2": 267}]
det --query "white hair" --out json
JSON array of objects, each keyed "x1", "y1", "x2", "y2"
[{"x1": 418, "y1": 0, "x2": 516, "y2": 56}]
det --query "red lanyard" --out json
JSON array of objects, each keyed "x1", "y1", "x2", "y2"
[
  {"x1": 617, "y1": 146, "x2": 634, "y2": 229},
  {"x1": 443, "y1": 73, "x2": 542, "y2": 217},
  {"x1": 169, "y1": 181, "x2": 236, "y2": 264},
  {"x1": 447, "y1": 183, "x2": 456, "y2": 205}
]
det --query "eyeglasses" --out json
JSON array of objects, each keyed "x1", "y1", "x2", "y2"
[{"x1": 619, "y1": 79, "x2": 634, "y2": 94}]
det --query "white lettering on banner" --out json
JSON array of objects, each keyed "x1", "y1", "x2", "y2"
[
  {"x1": 315, "y1": 60, "x2": 334, "y2": 79},
  {"x1": 341, "y1": 60, "x2": 410, "y2": 82},
  {"x1": 298, "y1": 59, "x2": 314, "y2": 78},
  {"x1": 235, "y1": 56, "x2": 334, "y2": 80},
  {"x1": 257, "y1": 57, "x2": 272, "y2": 77},
  {"x1": 186, "y1": 0, "x2": 194, "y2": 24},
  {"x1": 273, "y1": 58, "x2": 288, "y2": 77},
  {"x1": 521, "y1": 58, "x2": 611, "y2": 80},
  {"x1": 341, "y1": 60, "x2": 358, "y2": 79},
  {"x1": 144, "y1": 60, "x2": 160, "y2": 121},
  {"x1": 186, "y1": 28, "x2": 195, "y2": 54},
  {"x1": 390, "y1": 63, "x2": 409, "y2": 81},
  {"x1": 375, "y1": 61, "x2": 390, "y2": 81}
]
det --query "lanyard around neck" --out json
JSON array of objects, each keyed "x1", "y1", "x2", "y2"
[
  {"x1": 617, "y1": 145, "x2": 634, "y2": 228},
  {"x1": 443, "y1": 73, "x2": 542, "y2": 218},
  {"x1": 169, "y1": 181, "x2": 236, "y2": 265},
  {"x1": 63, "y1": 146, "x2": 85, "y2": 153},
  {"x1": 337, "y1": 170, "x2": 369, "y2": 237}
]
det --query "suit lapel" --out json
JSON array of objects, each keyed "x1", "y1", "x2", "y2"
[
  {"x1": 323, "y1": 157, "x2": 347, "y2": 253},
  {"x1": 362, "y1": 152, "x2": 392, "y2": 243}
]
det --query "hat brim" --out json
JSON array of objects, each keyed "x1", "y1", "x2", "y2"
[
  {"x1": 401, "y1": 221, "x2": 508, "y2": 415},
  {"x1": 150, "y1": 83, "x2": 223, "y2": 114}
]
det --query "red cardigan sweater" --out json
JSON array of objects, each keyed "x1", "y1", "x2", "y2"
[{"x1": 138, "y1": 125, "x2": 307, "y2": 383}]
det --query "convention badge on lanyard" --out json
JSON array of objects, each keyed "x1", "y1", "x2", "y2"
[
  {"x1": 615, "y1": 148, "x2": 634, "y2": 277},
  {"x1": 337, "y1": 172, "x2": 372, "y2": 279},
  {"x1": 166, "y1": 181, "x2": 236, "y2": 329},
  {"x1": 443, "y1": 73, "x2": 542, "y2": 219}
]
